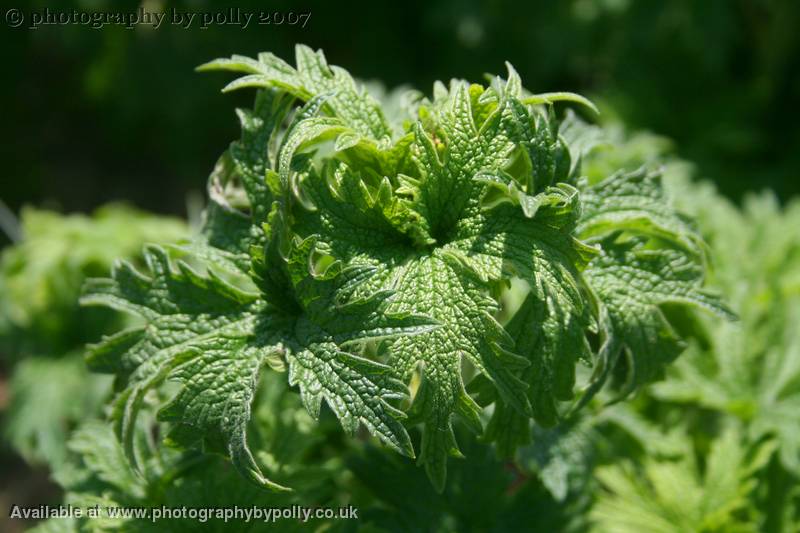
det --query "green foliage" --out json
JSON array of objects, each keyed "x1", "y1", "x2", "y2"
[
  {"x1": 34, "y1": 371, "x2": 589, "y2": 533},
  {"x1": 5, "y1": 0, "x2": 798, "y2": 222},
  {"x1": 591, "y1": 425, "x2": 774, "y2": 533},
  {"x1": 1, "y1": 6, "x2": 799, "y2": 530},
  {"x1": 573, "y1": 117, "x2": 800, "y2": 532},
  {"x1": 0, "y1": 205, "x2": 187, "y2": 358},
  {"x1": 32, "y1": 374, "x2": 342, "y2": 533},
  {"x1": 5, "y1": 354, "x2": 110, "y2": 468},
  {"x1": 0, "y1": 205, "x2": 187, "y2": 467},
  {"x1": 652, "y1": 191, "x2": 800, "y2": 477},
  {"x1": 80, "y1": 45, "x2": 725, "y2": 493},
  {"x1": 7, "y1": 44, "x2": 799, "y2": 533}
]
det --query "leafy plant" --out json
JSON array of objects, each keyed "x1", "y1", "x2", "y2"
[
  {"x1": 31, "y1": 373, "x2": 344, "y2": 533},
  {"x1": 564, "y1": 115, "x2": 800, "y2": 533},
  {"x1": 0, "y1": 205, "x2": 187, "y2": 467},
  {"x1": 652, "y1": 191, "x2": 800, "y2": 477},
  {"x1": 0, "y1": 205, "x2": 187, "y2": 360},
  {"x1": 15, "y1": 56, "x2": 800, "y2": 533},
  {"x1": 78, "y1": 45, "x2": 728, "y2": 494},
  {"x1": 591, "y1": 425, "x2": 774, "y2": 533}
]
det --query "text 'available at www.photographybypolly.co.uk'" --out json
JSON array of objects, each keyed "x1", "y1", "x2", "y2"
[{"x1": 8, "y1": 504, "x2": 358, "y2": 524}]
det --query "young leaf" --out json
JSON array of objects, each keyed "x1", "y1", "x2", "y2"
[{"x1": 81, "y1": 46, "x2": 729, "y2": 494}]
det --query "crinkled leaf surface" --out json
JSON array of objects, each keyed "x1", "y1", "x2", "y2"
[
  {"x1": 82, "y1": 80, "x2": 433, "y2": 491},
  {"x1": 83, "y1": 46, "x2": 727, "y2": 492}
]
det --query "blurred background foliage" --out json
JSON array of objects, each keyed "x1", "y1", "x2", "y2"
[{"x1": 2, "y1": 0, "x2": 799, "y2": 242}]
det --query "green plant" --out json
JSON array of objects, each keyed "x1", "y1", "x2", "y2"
[
  {"x1": 554, "y1": 115, "x2": 800, "y2": 533},
  {"x1": 0, "y1": 205, "x2": 187, "y2": 361},
  {"x1": 13, "y1": 49, "x2": 800, "y2": 533},
  {"x1": 0, "y1": 205, "x2": 187, "y2": 467},
  {"x1": 77, "y1": 45, "x2": 729, "y2": 495}
]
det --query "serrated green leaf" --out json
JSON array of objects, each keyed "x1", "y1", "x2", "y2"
[
  {"x1": 199, "y1": 44, "x2": 392, "y2": 141},
  {"x1": 82, "y1": 239, "x2": 434, "y2": 492},
  {"x1": 584, "y1": 236, "x2": 733, "y2": 397},
  {"x1": 577, "y1": 167, "x2": 704, "y2": 254},
  {"x1": 78, "y1": 47, "x2": 731, "y2": 496}
]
